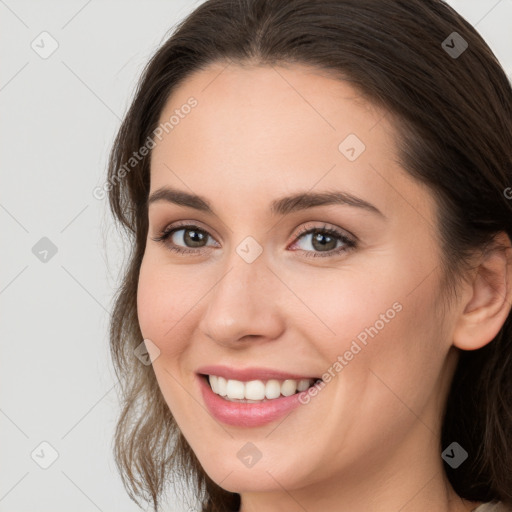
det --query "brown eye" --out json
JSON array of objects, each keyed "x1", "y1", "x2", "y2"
[
  {"x1": 290, "y1": 224, "x2": 357, "y2": 258},
  {"x1": 151, "y1": 224, "x2": 219, "y2": 255}
]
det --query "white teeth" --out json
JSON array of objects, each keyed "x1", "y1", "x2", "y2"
[
  {"x1": 265, "y1": 379, "x2": 281, "y2": 399},
  {"x1": 210, "y1": 375, "x2": 219, "y2": 393},
  {"x1": 226, "y1": 379, "x2": 245, "y2": 399},
  {"x1": 281, "y1": 379, "x2": 297, "y2": 396},
  {"x1": 217, "y1": 376, "x2": 227, "y2": 396},
  {"x1": 207, "y1": 375, "x2": 316, "y2": 401},
  {"x1": 245, "y1": 380, "x2": 266, "y2": 400}
]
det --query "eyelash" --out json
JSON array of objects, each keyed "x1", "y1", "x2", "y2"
[{"x1": 151, "y1": 221, "x2": 357, "y2": 259}]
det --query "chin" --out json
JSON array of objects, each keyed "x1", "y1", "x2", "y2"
[{"x1": 200, "y1": 457, "x2": 311, "y2": 494}]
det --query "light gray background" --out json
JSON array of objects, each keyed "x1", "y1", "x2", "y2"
[{"x1": 1, "y1": 1, "x2": 511, "y2": 511}]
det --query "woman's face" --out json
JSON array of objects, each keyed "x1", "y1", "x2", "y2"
[{"x1": 137, "y1": 62, "x2": 461, "y2": 506}]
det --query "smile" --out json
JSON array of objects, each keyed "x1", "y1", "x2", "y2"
[
  {"x1": 197, "y1": 373, "x2": 323, "y2": 427},
  {"x1": 206, "y1": 374, "x2": 320, "y2": 402}
]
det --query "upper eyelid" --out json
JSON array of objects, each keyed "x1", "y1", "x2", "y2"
[
  {"x1": 295, "y1": 222, "x2": 356, "y2": 240},
  {"x1": 158, "y1": 220, "x2": 221, "y2": 243}
]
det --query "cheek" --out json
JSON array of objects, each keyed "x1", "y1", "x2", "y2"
[
  {"x1": 136, "y1": 254, "x2": 190, "y2": 353},
  {"x1": 278, "y1": 257, "x2": 405, "y2": 347},
  {"x1": 137, "y1": 252, "x2": 221, "y2": 370},
  {"x1": 136, "y1": 256, "x2": 198, "y2": 412},
  {"x1": 137, "y1": 257, "x2": 164, "y2": 340},
  {"x1": 303, "y1": 251, "x2": 444, "y2": 381}
]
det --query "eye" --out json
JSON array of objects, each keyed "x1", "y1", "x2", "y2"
[
  {"x1": 151, "y1": 223, "x2": 218, "y2": 255},
  {"x1": 151, "y1": 221, "x2": 357, "y2": 258},
  {"x1": 288, "y1": 223, "x2": 357, "y2": 258}
]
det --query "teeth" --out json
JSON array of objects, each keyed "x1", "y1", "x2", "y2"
[
  {"x1": 265, "y1": 379, "x2": 281, "y2": 399},
  {"x1": 245, "y1": 380, "x2": 266, "y2": 400},
  {"x1": 297, "y1": 379, "x2": 311, "y2": 392},
  {"x1": 226, "y1": 379, "x2": 245, "y2": 399},
  {"x1": 208, "y1": 375, "x2": 315, "y2": 401}
]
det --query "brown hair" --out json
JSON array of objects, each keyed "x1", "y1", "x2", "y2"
[{"x1": 106, "y1": 1, "x2": 512, "y2": 510}]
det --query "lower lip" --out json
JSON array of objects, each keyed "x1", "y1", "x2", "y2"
[{"x1": 198, "y1": 374, "x2": 312, "y2": 427}]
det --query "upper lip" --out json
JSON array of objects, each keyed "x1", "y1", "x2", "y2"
[{"x1": 196, "y1": 364, "x2": 320, "y2": 382}]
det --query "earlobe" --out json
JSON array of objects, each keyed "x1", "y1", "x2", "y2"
[{"x1": 452, "y1": 232, "x2": 512, "y2": 351}]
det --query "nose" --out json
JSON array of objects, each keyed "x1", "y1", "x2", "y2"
[{"x1": 198, "y1": 251, "x2": 285, "y2": 347}]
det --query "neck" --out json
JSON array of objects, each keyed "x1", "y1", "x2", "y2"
[{"x1": 239, "y1": 454, "x2": 482, "y2": 512}]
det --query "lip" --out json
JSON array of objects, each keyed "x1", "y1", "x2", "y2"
[
  {"x1": 196, "y1": 364, "x2": 319, "y2": 382},
  {"x1": 197, "y1": 374, "x2": 314, "y2": 427}
]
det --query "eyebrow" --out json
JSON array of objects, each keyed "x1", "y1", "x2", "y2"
[{"x1": 147, "y1": 186, "x2": 385, "y2": 218}]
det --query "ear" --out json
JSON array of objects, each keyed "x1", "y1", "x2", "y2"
[{"x1": 452, "y1": 231, "x2": 512, "y2": 351}]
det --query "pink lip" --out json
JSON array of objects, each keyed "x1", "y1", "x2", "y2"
[
  {"x1": 196, "y1": 364, "x2": 319, "y2": 382},
  {"x1": 197, "y1": 374, "x2": 313, "y2": 427}
]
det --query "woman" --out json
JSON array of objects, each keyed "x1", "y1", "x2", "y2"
[{"x1": 106, "y1": 0, "x2": 512, "y2": 510}]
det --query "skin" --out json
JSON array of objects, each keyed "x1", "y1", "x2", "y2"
[{"x1": 137, "y1": 61, "x2": 512, "y2": 512}]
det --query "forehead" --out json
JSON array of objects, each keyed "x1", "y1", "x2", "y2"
[
  {"x1": 156, "y1": 61, "x2": 386, "y2": 146},
  {"x1": 149, "y1": 61, "x2": 435, "y2": 225}
]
